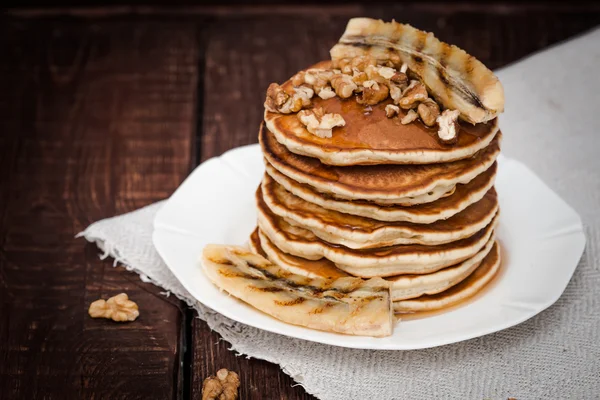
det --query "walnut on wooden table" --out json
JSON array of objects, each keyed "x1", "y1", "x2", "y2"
[
  {"x1": 202, "y1": 369, "x2": 240, "y2": 400},
  {"x1": 88, "y1": 293, "x2": 139, "y2": 322}
]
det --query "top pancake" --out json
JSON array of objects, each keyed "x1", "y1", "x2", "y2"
[
  {"x1": 264, "y1": 61, "x2": 500, "y2": 166},
  {"x1": 260, "y1": 122, "x2": 501, "y2": 203}
]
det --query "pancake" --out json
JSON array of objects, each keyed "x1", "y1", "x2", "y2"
[
  {"x1": 394, "y1": 242, "x2": 501, "y2": 313},
  {"x1": 260, "y1": 176, "x2": 499, "y2": 248},
  {"x1": 250, "y1": 228, "x2": 496, "y2": 302},
  {"x1": 256, "y1": 189, "x2": 498, "y2": 277},
  {"x1": 264, "y1": 62, "x2": 500, "y2": 166},
  {"x1": 265, "y1": 161, "x2": 497, "y2": 223},
  {"x1": 260, "y1": 123, "x2": 501, "y2": 204},
  {"x1": 249, "y1": 228, "x2": 349, "y2": 279}
]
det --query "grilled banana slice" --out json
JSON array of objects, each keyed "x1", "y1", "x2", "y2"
[
  {"x1": 330, "y1": 18, "x2": 504, "y2": 124},
  {"x1": 202, "y1": 244, "x2": 393, "y2": 337}
]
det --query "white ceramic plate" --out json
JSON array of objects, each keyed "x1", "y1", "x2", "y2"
[{"x1": 153, "y1": 145, "x2": 585, "y2": 350}]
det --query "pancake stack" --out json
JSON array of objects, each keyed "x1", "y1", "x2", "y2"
[{"x1": 250, "y1": 18, "x2": 504, "y2": 315}]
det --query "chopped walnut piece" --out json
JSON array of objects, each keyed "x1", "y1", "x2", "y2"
[
  {"x1": 390, "y1": 72, "x2": 408, "y2": 87},
  {"x1": 363, "y1": 65, "x2": 376, "y2": 80},
  {"x1": 375, "y1": 66, "x2": 396, "y2": 80},
  {"x1": 304, "y1": 69, "x2": 334, "y2": 92},
  {"x1": 389, "y1": 84, "x2": 404, "y2": 104},
  {"x1": 398, "y1": 80, "x2": 428, "y2": 109},
  {"x1": 88, "y1": 293, "x2": 139, "y2": 322},
  {"x1": 401, "y1": 109, "x2": 419, "y2": 125},
  {"x1": 264, "y1": 83, "x2": 290, "y2": 113},
  {"x1": 351, "y1": 69, "x2": 368, "y2": 87},
  {"x1": 202, "y1": 369, "x2": 240, "y2": 400},
  {"x1": 363, "y1": 80, "x2": 379, "y2": 90},
  {"x1": 351, "y1": 55, "x2": 376, "y2": 72},
  {"x1": 317, "y1": 86, "x2": 336, "y2": 100},
  {"x1": 265, "y1": 83, "x2": 313, "y2": 114},
  {"x1": 294, "y1": 85, "x2": 314, "y2": 103},
  {"x1": 298, "y1": 107, "x2": 345, "y2": 138},
  {"x1": 358, "y1": 80, "x2": 389, "y2": 106},
  {"x1": 291, "y1": 71, "x2": 306, "y2": 87},
  {"x1": 330, "y1": 74, "x2": 358, "y2": 98},
  {"x1": 332, "y1": 58, "x2": 353, "y2": 74},
  {"x1": 417, "y1": 98, "x2": 441, "y2": 127},
  {"x1": 364, "y1": 65, "x2": 388, "y2": 84},
  {"x1": 385, "y1": 104, "x2": 400, "y2": 118},
  {"x1": 437, "y1": 109, "x2": 460, "y2": 144}
]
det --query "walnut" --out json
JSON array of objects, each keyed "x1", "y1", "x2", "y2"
[
  {"x1": 88, "y1": 293, "x2": 139, "y2": 322},
  {"x1": 398, "y1": 80, "x2": 428, "y2": 109},
  {"x1": 202, "y1": 369, "x2": 240, "y2": 400},
  {"x1": 351, "y1": 69, "x2": 368, "y2": 87},
  {"x1": 294, "y1": 85, "x2": 314, "y2": 104},
  {"x1": 332, "y1": 58, "x2": 353, "y2": 74},
  {"x1": 304, "y1": 69, "x2": 334, "y2": 92},
  {"x1": 401, "y1": 109, "x2": 419, "y2": 125},
  {"x1": 364, "y1": 65, "x2": 388, "y2": 85},
  {"x1": 317, "y1": 86, "x2": 336, "y2": 100},
  {"x1": 390, "y1": 72, "x2": 408, "y2": 87},
  {"x1": 363, "y1": 80, "x2": 379, "y2": 90},
  {"x1": 330, "y1": 74, "x2": 357, "y2": 98},
  {"x1": 389, "y1": 84, "x2": 404, "y2": 104},
  {"x1": 385, "y1": 104, "x2": 400, "y2": 118},
  {"x1": 357, "y1": 80, "x2": 389, "y2": 106},
  {"x1": 364, "y1": 65, "x2": 396, "y2": 83},
  {"x1": 375, "y1": 66, "x2": 396, "y2": 80},
  {"x1": 351, "y1": 56, "x2": 376, "y2": 72},
  {"x1": 298, "y1": 107, "x2": 345, "y2": 138},
  {"x1": 417, "y1": 98, "x2": 440, "y2": 127},
  {"x1": 291, "y1": 71, "x2": 306, "y2": 87},
  {"x1": 265, "y1": 83, "x2": 313, "y2": 114},
  {"x1": 437, "y1": 109, "x2": 460, "y2": 144},
  {"x1": 264, "y1": 83, "x2": 290, "y2": 113}
]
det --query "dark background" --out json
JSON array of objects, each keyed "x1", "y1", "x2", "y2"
[{"x1": 1, "y1": 2, "x2": 599, "y2": 399}]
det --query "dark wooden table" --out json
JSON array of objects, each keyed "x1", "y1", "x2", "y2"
[{"x1": 1, "y1": 3, "x2": 598, "y2": 399}]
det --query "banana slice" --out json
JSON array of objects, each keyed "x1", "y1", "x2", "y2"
[
  {"x1": 330, "y1": 18, "x2": 504, "y2": 124},
  {"x1": 202, "y1": 244, "x2": 393, "y2": 337}
]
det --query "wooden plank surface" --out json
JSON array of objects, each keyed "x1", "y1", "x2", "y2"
[
  {"x1": 1, "y1": 4, "x2": 599, "y2": 400},
  {"x1": 0, "y1": 17, "x2": 198, "y2": 399}
]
